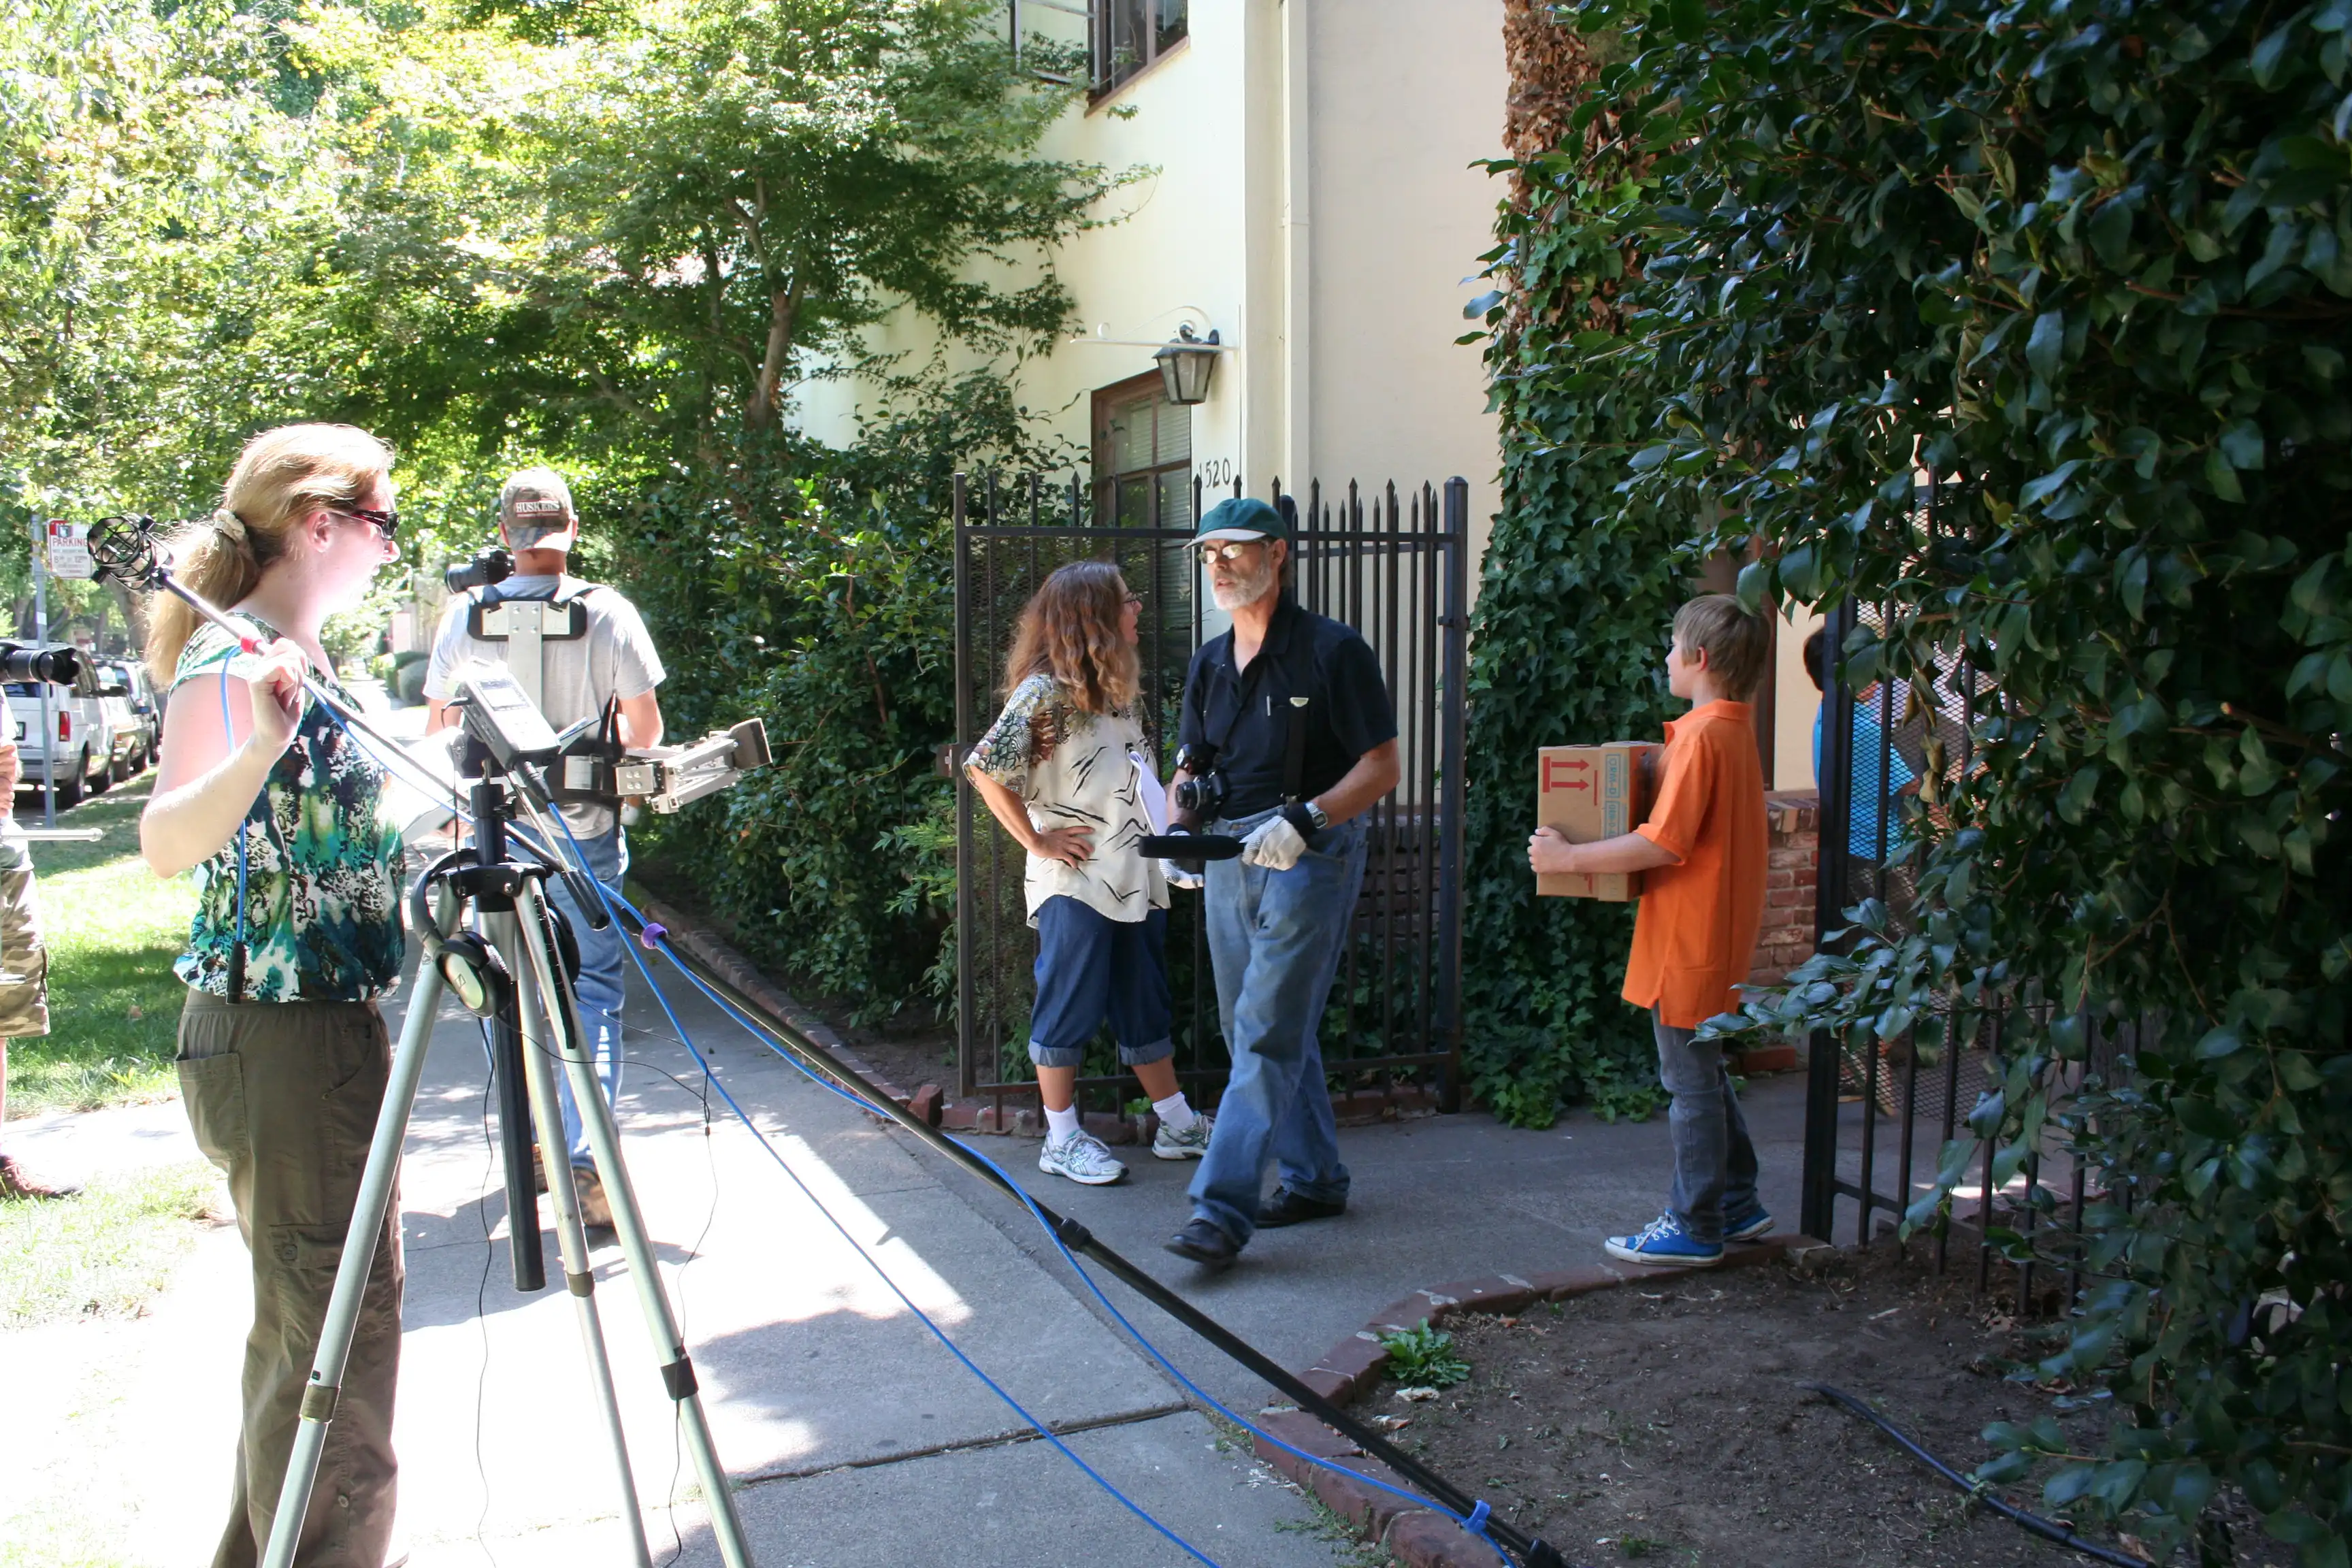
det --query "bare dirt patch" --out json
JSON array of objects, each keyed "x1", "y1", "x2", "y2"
[{"x1": 1379, "y1": 1249, "x2": 2282, "y2": 1568}]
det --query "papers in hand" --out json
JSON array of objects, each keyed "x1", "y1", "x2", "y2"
[{"x1": 1132, "y1": 750, "x2": 1202, "y2": 890}]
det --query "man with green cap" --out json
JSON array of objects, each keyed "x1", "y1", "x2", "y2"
[{"x1": 1162, "y1": 496, "x2": 1401, "y2": 1267}]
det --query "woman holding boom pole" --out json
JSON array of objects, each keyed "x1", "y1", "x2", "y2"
[
  {"x1": 140, "y1": 423, "x2": 408, "y2": 1567},
  {"x1": 966, "y1": 559, "x2": 1211, "y2": 1185}
]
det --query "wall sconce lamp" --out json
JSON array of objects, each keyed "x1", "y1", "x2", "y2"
[{"x1": 1154, "y1": 324, "x2": 1222, "y2": 406}]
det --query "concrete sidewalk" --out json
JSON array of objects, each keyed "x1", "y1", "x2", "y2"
[
  {"x1": 921, "y1": 1067, "x2": 1814, "y2": 1414},
  {"x1": 7, "y1": 964, "x2": 1343, "y2": 1567}
]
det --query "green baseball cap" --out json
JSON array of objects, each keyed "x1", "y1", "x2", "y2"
[{"x1": 1192, "y1": 496, "x2": 1287, "y2": 545}]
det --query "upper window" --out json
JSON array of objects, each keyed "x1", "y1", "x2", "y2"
[
  {"x1": 1093, "y1": 0, "x2": 1187, "y2": 99},
  {"x1": 1092, "y1": 372, "x2": 1192, "y2": 532}
]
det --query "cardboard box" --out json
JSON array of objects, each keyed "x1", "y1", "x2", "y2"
[{"x1": 1536, "y1": 742, "x2": 1661, "y2": 901}]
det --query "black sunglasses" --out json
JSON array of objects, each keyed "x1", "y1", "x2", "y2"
[{"x1": 334, "y1": 506, "x2": 399, "y2": 540}]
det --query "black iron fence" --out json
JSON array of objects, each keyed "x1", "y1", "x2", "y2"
[
  {"x1": 1797, "y1": 512, "x2": 2120, "y2": 1311},
  {"x1": 951, "y1": 472, "x2": 1469, "y2": 1119}
]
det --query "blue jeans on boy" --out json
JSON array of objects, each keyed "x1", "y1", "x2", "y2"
[
  {"x1": 1189, "y1": 809, "x2": 1368, "y2": 1246},
  {"x1": 1028, "y1": 899, "x2": 1173, "y2": 1068},
  {"x1": 549, "y1": 825, "x2": 628, "y2": 1171},
  {"x1": 1654, "y1": 1010, "x2": 1759, "y2": 1245}
]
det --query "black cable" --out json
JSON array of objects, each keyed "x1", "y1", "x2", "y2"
[
  {"x1": 1803, "y1": 1384, "x2": 2153, "y2": 1567},
  {"x1": 641, "y1": 930, "x2": 1575, "y2": 1568}
]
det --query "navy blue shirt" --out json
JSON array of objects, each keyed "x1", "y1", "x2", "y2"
[{"x1": 1179, "y1": 596, "x2": 1397, "y2": 817}]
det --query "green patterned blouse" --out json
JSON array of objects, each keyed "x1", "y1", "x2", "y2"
[{"x1": 171, "y1": 617, "x2": 406, "y2": 1002}]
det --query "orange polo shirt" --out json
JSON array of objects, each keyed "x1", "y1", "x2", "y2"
[{"x1": 1621, "y1": 700, "x2": 1769, "y2": 1030}]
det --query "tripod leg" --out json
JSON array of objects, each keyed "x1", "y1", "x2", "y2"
[
  {"x1": 259, "y1": 962, "x2": 443, "y2": 1568},
  {"x1": 513, "y1": 883, "x2": 757, "y2": 1568},
  {"x1": 487, "y1": 909, "x2": 655, "y2": 1568}
]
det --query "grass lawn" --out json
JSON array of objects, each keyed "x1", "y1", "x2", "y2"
[
  {"x1": 0, "y1": 1158, "x2": 223, "y2": 1329},
  {"x1": 7, "y1": 777, "x2": 196, "y2": 1117}
]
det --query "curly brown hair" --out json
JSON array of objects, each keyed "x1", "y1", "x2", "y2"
[{"x1": 1001, "y1": 559, "x2": 1139, "y2": 715}]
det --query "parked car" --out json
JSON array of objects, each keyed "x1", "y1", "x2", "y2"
[
  {"x1": 5, "y1": 647, "x2": 118, "y2": 806},
  {"x1": 99, "y1": 658, "x2": 159, "y2": 775}
]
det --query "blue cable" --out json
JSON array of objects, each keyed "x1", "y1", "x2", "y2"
[
  {"x1": 529, "y1": 811, "x2": 1227, "y2": 1568},
  {"x1": 210, "y1": 647, "x2": 250, "y2": 988},
  {"x1": 316, "y1": 709, "x2": 1512, "y2": 1567},
  {"x1": 541, "y1": 859, "x2": 1515, "y2": 1565}
]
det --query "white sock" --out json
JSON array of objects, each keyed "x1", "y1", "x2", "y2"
[
  {"x1": 1044, "y1": 1103, "x2": 1081, "y2": 1143},
  {"x1": 1152, "y1": 1092, "x2": 1198, "y2": 1132}
]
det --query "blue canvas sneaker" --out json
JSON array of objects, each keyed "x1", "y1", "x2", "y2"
[
  {"x1": 1724, "y1": 1203, "x2": 1775, "y2": 1243},
  {"x1": 1604, "y1": 1212, "x2": 1725, "y2": 1268}
]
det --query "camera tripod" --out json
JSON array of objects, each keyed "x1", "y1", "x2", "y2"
[{"x1": 259, "y1": 685, "x2": 755, "y2": 1568}]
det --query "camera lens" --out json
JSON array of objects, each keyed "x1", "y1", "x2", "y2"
[
  {"x1": 445, "y1": 547, "x2": 514, "y2": 595},
  {"x1": 0, "y1": 644, "x2": 80, "y2": 686}
]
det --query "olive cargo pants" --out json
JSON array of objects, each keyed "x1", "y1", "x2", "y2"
[{"x1": 178, "y1": 990, "x2": 404, "y2": 1568}]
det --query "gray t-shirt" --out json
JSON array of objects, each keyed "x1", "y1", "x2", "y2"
[{"x1": 424, "y1": 574, "x2": 666, "y2": 836}]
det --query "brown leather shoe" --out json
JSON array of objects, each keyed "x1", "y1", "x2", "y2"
[
  {"x1": 0, "y1": 1150, "x2": 82, "y2": 1200},
  {"x1": 570, "y1": 1164, "x2": 613, "y2": 1229}
]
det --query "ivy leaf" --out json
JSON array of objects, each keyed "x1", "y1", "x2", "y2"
[
  {"x1": 2219, "y1": 419, "x2": 2266, "y2": 470},
  {"x1": 2057, "y1": 765, "x2": 2101, "y2": 823},
  {"x1": 2206, "y1": 448, "x2": 2247, "y2": 502},
  {"x1": 2027, "y1": 310, "x2": 2067, "y2": 380}
]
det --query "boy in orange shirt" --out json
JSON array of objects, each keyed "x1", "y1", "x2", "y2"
[{"x1": 1528, "y1": 594, "x2": 1773, "y2": 1267}]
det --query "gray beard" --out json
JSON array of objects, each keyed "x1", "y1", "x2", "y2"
[{"x1": 1210, "y1": 559, "x2": 1276, "y2": 611}]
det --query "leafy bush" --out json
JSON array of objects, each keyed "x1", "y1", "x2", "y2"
[
  {"x1": 1458, "y1": 22, "x2": 1680, "y2": 1127},
  {"x1": 1529, "y1": 1, "x2": 2352, "y2": 1558},
  {"x1": 620, "y1": 374, "x2": 1072, "y2": 1016}
]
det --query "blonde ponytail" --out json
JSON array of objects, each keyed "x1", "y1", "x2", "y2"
[{"x1": 144, "y1": 423, "x2": 394, "y2": 687}]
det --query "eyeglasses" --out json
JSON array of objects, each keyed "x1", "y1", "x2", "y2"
[
  {"x1": 1196, "y1": 540, "x2": 1264, "y2": 565},
  {"x1": 334, "y1": 507, "x2": 399, "y2": 542},
  {"x1": 1123, "y1": 593, "x2": 1143, "y2": 609}
]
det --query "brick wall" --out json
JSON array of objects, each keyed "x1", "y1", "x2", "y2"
[
  {"x1": 1751, "y1": 790, "x2": 1820, "y2": 990},
  {"x1": 1725, "y1": 791, "x2": 1819, "y2": 1076}
]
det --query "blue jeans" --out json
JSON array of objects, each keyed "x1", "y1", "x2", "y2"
[
  {"x1": 1654, "y1": 1011, "x2": 1760, "y2": 1245},
  {"x1": 547, "y1": 826, "x2": 628, "y2": 1171},
  {"x1": 1028, "y1": 898, "x2": 1173, "y2": 1068},
  {"x1": 1188, "y1": 809, "x2": 1367, "y2": 1246}
]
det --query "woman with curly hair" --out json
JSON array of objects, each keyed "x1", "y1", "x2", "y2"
[{"x1": 965, "y1": 559, "x2": 1209, "y2": 1184}]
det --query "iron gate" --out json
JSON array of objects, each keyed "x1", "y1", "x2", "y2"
[
  {"x1": 951, "y1": 472, "x2": 1469, "y2": 1120},
  {"x1": 1797, "y1": 491, "x2": 2121, "y2": 1310}
]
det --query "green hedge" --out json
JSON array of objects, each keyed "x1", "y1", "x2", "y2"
[
  {"x1": 1514, "y1": 0, "x2": 2352, "y2": 1558},
  {"x1": 617, "y1": 376, "x2": 1066, "y2": 1017}
]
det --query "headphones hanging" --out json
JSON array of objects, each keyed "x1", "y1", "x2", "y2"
[{"x1": 408, "y1": 849, "x2": 512, "y2": 1019}]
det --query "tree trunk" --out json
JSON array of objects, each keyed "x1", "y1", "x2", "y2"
[{"x1": 745, "y1": 276, "x2": 807, "y2": 429}]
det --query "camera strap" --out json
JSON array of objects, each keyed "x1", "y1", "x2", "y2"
[{"x1": 1203, "y1": 608, "x2": 1317, "y2": 805}]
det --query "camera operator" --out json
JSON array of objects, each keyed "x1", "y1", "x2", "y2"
[
  {"x1": 424, "y1": 468, "x2": 664, "y2": 1229},
  {"x1": 0, "y1": 732, "x2": 72, "y2": 1200},
  {"x1": 138, "y1": 423, "x2": 408, "y2": 1567},
  {"x1": 1162, "y1": 497, "x2": 1400, "y2": 1269}
]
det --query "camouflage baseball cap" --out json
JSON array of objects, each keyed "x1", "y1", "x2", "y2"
[{"x1": 497, "y1": 467, "x2": 576, "y2": 550}]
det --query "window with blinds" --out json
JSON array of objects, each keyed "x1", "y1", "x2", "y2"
[{"x1": 1092, "y1": 372, "x2": 1193, "y2": 532}]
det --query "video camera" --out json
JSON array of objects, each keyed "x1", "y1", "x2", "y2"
[
  {"x1": 445, "y1": 546, "x2": 514, "y2": 595},
  {"x1": 0, "y1": 642, "x2": 84, "y2": 687}
]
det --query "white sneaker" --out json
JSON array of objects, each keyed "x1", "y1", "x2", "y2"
[
  {"x1": 1152, "y1": 1113, "x2": 1214, "y2": 1160},
  {"x1": 1039, "y1": 1130, "x2": 1128, "y2": 1186}
]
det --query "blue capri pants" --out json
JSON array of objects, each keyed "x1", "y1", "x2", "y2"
[{"x1": 1028, "y1": 897, "x2": 1174, "y2": 1069}]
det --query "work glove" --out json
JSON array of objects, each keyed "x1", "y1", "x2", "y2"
[{"x1": 1240, "y1": 813, "x2": 1307, "y2": 871}]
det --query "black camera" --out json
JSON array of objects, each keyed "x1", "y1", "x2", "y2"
[
  {"x1": 0, "y1": 642, "x2": 83, "y2": 687},
  {"x1": 1170, "y1": 742, "x2": 1227, "y2": 819},
  {"x1": 445, "y1": 546, "x2": 514, "y2": 595}
]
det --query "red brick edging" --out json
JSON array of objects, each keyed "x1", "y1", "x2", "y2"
[{"x1": 1256, "y1": 1234, "x2": 1830, "y2": 1566}]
